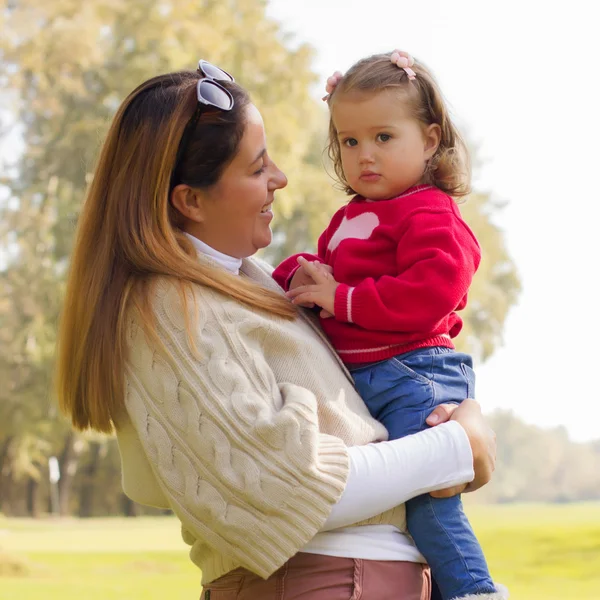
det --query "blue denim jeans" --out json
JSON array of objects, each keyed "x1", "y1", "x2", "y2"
[{"x1": 350, "y1": 347, "x2": 495, "y2": 600}]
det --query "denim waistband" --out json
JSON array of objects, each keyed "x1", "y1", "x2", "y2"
[{"x1": 346, "y1": 346, "x2": 454, "y2": 372}]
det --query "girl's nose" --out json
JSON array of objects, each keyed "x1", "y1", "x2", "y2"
[{"x1": 358, "y1": 146, "x2": 375, "y2": 165}]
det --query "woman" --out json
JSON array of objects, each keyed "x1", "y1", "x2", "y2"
[{"x1": 56, "y1": 61, "x2": 496, "y2": 600}]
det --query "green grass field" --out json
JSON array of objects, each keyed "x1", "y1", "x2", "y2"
[{"x1": 1, "y1": 504, "x2": 599, "y2": 599}]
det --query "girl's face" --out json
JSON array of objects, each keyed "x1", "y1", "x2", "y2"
[
  {"x1": 332, "y1": 89, "x2": 440, "y2": 200},
  {"x1": 183, "y1": 104, "x2": 288, "y2": 258}
]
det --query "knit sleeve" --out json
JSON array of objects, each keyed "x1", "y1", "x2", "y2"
[
  {"x1": 124, "y1": 282, "x2": 349, "y2": 579},
  {"x1": 333, "y1": 209, "x2": 481, "y2": 331}
]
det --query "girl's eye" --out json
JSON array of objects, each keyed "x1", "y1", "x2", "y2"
[
  {"x1": 254, "y1": 163, "x2": 267, "y2": 175},
  {"x1": 377, "y1": 133, "x2": 391, "y2": 142},
  {"x1": 343, "y1": 138, "x2": 358, "y2": 147}
]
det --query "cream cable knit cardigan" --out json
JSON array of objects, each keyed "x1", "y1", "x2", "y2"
[{"x1": 116, "y1": 255, "x2": 406, "y2": 584}]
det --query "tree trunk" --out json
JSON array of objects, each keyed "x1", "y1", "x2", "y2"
[
  {"x1": 26, "y1": 475, "x2": 41, "y2": 517},
  {"x1": 78, "y1": 441, "x2": 102, "y2": 518},
  {"x1": 0, "y1": 436, "x2": 15, "y2": 514},
  {"x1": 57, "y1": 431, "x2": 82, "y2": 516},
  {"x1": 122, "y1": 494, "x2": 140, "y2": 517}
]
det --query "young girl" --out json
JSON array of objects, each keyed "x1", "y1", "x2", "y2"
[{"x1": 273, "y1": 51, "x2": 507, "y2": 600}]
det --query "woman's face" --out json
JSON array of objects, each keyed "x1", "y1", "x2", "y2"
[{"x1": 187, "y1": 104, "x2": 288, "y2": 258}]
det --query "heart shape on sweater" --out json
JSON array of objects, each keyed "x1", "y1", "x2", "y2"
[{"x1": 327, "y1": 212, "x2": 379, "y2": 253}]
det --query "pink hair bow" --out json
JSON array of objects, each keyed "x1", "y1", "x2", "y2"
[
  {"x1": 390, "y1": 50, "x2": 416, "y2": 80},
  {"x1": 322, "y1": 70, "x2": 343, "y2": 101}
]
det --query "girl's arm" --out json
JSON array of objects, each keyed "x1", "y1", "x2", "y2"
[
  {"x1": 286, "y1": 209, "x2": 480, "y2": 328},
  {"x1": 333, "y1": 209, "x2": 481, "y2": 331}
]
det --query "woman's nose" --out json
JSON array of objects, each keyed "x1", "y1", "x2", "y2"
[{"x1": 269, "y1": 163, "x2": 288, "y2": 190}]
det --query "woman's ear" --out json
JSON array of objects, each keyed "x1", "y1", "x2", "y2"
[
  {"x1": 423, "y1": 124, "x2": 441, "y2": 160},
  {"x1": 170, "y1": 184, "x2": 206, "y2": 224}
]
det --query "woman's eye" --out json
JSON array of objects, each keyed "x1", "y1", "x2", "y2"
[
  {"x1": 343, "y1": 138, "x2": 358, "y2": 147},
  {"x1": 377, "y1": 133, "x2": 391, "y2": 142},
  {"x1": 254, "y1": 163, "x2": 266, "y2": 175}
]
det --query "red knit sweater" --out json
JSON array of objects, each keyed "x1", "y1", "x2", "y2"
[{"x1": 273, "y1": 185, "x2": 481, "y2": 364}]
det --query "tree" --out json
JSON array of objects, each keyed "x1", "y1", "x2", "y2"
[
  {"x1": 457, "y1": 193, "x2": 521, "y2": 361},
  {"x1": 0, "y1": 0, "x2": 520, "y2": 515},
  {"x1": 0, "y1": 0, "x2": 331, "y2": 516},
  {"x1": 466, "y1": 410, "x2": 600, "y2": 504}
]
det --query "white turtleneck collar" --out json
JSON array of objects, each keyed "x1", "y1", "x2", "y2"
[{"x1": 184, "y1": 232, "x2": 242, "y2": 275}]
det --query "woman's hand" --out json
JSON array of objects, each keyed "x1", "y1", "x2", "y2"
[{"x1": 425, "y1": 400, "x2": 496, "y2": 498}]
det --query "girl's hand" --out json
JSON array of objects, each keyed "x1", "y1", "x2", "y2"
[
  {"x1": 425, "y1": 400, "x2": 496, "y2": 498},
  {"x1": 289, "y1": 261, "x2": 332, "y2": 290},
  {"x1": 288, "y1": 261, "x2": 333, "y2": 309},
  {"x1": 286, "y1": 257, "x2": 339, "y2": 317}
]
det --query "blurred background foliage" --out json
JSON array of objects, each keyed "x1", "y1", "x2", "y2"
[{"x1": 0, "y1": 0, "x2": 596, "y2": 521}]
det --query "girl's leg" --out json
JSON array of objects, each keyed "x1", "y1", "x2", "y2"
[{"x1": 406, "y1": 493, "x2": 496, "y2": 599}]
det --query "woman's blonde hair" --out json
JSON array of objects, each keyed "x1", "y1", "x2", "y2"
[
  {"x1": 56, "y1": 71, "x2": 296, "y2": 434},
  {"x1": 326, "y1": 53, "x2": 471, "y2": 198}
]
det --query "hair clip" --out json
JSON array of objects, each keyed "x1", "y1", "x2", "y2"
[
  {"x1": 391, "y1": 50, "x2": 416, "y2": 80},
  {"x1": 322, "y1": 70, "x2": 344, "y2": 101}
]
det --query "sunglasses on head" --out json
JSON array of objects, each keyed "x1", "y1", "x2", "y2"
[{"x1": 171, "y1": 60, "x2": 235, "y2": 187}]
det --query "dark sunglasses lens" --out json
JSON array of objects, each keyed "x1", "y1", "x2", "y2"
[
  {"x1": 197, "y1": 80, "x2": 234, "y2": 110},
  {"x1": 200, "y1": 61, "x2": 234, "y2": 82}
]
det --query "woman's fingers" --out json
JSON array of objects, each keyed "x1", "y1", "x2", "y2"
[
  {"x1": 427, "y1": 401, "x2": 492, "y2": 498},
  {"x1": 426, "y1": 403, "x2": 460, "y2": 426},
  {"x1": 449, "y1": 399, "x2": 496, "y2": 493},
  {"x1": 430, "y1": 483, "x2": 468, "y2": 499}
]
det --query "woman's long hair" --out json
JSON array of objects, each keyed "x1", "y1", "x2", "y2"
[{"x1": 56, "y1": 71, "x2": 296, "y2": 433}]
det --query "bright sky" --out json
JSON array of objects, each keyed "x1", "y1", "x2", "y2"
[{"x1": 266, "y1": 0, "x2": 600, "y2": 442}]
